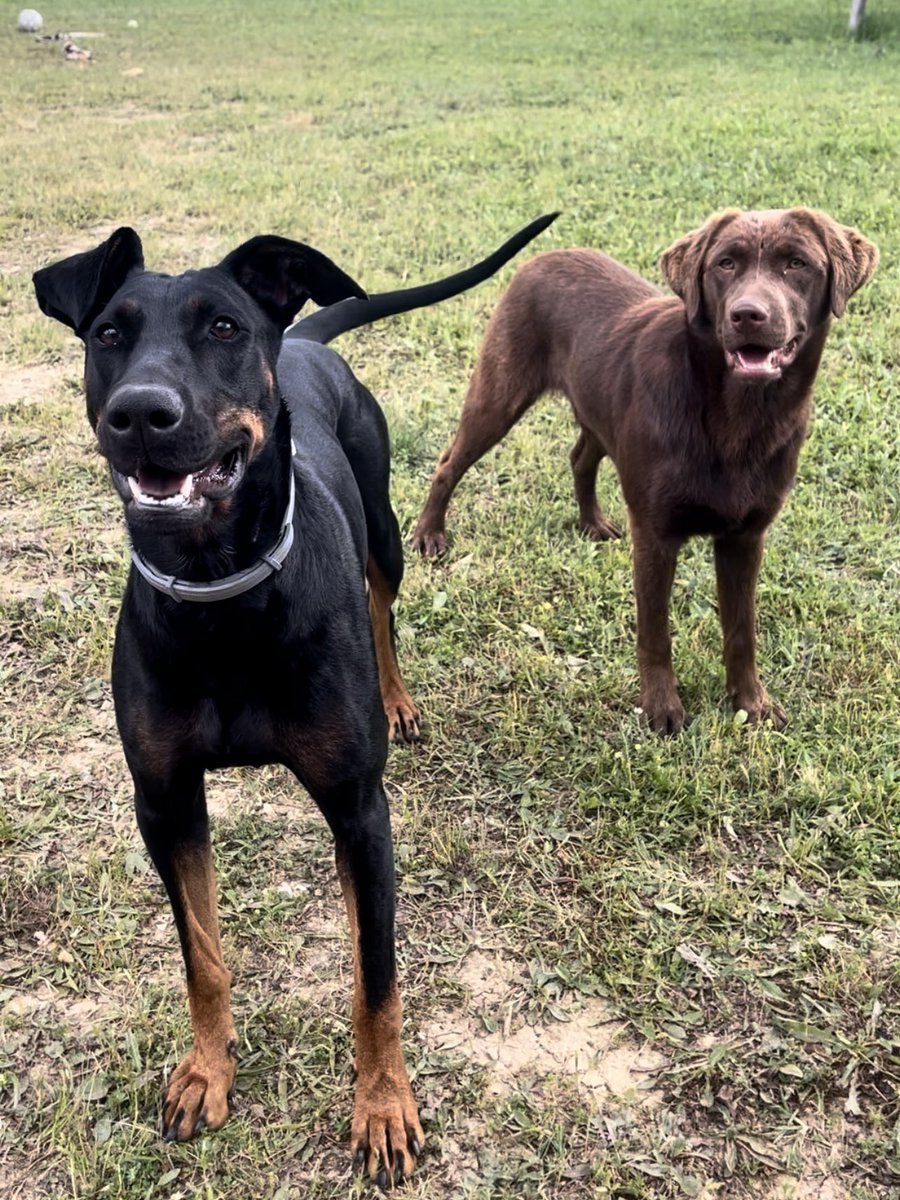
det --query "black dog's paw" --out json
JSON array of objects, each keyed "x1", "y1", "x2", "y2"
[{"x1": 388, "y1": 700, "x2": 421, "y2": 744}]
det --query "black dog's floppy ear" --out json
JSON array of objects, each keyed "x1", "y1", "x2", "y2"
[
  {"x1": 33, "y1": 227, "x2": 144, "y2": 338},
  {"x1": 219, "y1": 236, "x2": 367, "y2": 329}
]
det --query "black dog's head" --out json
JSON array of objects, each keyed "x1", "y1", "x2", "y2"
[
  {"x1": 660, "y1": 208, "x2": 878, "y2": 383},
  {"x1": 33, "y1": 228, "x2": 365, "y2": 531}
]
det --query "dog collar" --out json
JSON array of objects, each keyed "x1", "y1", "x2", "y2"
[{"x1": 129, "y1": 442, "x2": 297, "y2": 603}]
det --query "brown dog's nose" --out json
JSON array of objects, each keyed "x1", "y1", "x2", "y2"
[{"x1": 729, "y1": 298, "x2": 769, "y2": 331}]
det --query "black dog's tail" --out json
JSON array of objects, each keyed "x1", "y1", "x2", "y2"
[{"x1": 285, "y1": 212, "x2": 559, "y2": 345}]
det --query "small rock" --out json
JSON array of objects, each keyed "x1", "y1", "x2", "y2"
[{"x1": 18, "y1": 9, "x2": 43, "y2": 32}]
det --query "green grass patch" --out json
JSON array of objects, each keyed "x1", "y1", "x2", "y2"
[{"x1": 1, "y1": 2, "x2": 898, "y2": 1197}]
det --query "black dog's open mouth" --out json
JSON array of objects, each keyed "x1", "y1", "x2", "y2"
[
  {"x1": 726, "y1": 337, "x2": 800, "y2": 381},
  {"x1": 122, "y1": 445, "x2": 247, "y2": 511}
]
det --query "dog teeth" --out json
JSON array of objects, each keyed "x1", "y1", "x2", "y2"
[{"x1": 128, "y1": 474, "x2": 195, "y2": 507}]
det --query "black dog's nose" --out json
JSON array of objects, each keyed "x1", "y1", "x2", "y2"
[
  {"x1": 729, "y1": 298, "x2": 769, "y2": 329},
  {"x1": 106, "y1": 385, "x2": 184, "y2": 443}
]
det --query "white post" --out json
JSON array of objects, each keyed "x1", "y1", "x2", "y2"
[{"x1": 849, "y1": 0, "x2": 868, "y2": 34}]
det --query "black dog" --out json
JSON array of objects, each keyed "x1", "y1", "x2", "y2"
[{"x1": 33, "y1": 214, "x2": 555, "y2": 1185}]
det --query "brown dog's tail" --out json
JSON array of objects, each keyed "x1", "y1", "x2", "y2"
[{"x1": 284, "y1": 212, "x2": 559, "y2": 345}]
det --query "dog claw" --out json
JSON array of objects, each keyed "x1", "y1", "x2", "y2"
[
  {"x1": 581, "y1": 515, "x2": 622, "y2": 541},
  {"x1": 161, "y1": 1043, "x2": 236, "y2": 1142},
  {"x1": 735, "y1": 693, "x2": 788, "y2": 730},
  {"x1": 351, "y1": 1073, "x2": 424, "y2": 1185},
  {"x1": 410, "y1": 528, "x2": 447, "y2": 558},
  {"x1": 641, "y1": 699, "x2": 689, "y2": 736},
  {"x1": 388, "y1": 706, "x2": 421, "y2": 745}
]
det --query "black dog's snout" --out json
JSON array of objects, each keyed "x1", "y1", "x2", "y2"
[
  {"x1": 106, "y1": 385, "x2": 185, "y2": 444},
  {"x1": 729, "y1": 297, "x2": 770, "y2": 331}
]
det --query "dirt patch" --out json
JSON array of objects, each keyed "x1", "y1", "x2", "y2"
[
  {"x1": 56, "y1": 222, "x2": 122, "y2": 258},
  {"x1": 0, "y1": 362, "x2": 72, "y2": 407},
  {"x1": 753, "y1": 1113, "x2": 854, "y2": 1200},
  {"x1": 291, "y1": 904, "x2": 351, "y2": 1008},
  {"x1": 423, "y1": 949, "x2": 666, "y2": 1103},
  {"x1": 3, "y1": 732, "x2": 121, "y2": 784},
  {"x1": 3, "y1": 982, "x2": 104, "y2": 1035},
  {"x1": 766, "y1": 1179, "x2": 849, "y2": 1200},
  {"x1": 0, "y1": 574, "x2": 75, "y2": 605},
  {"x1": 0, "y1": 1147, "x2": 61, "y2": 1200}
]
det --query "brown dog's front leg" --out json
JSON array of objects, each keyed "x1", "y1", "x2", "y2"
[
  {"x1": 714, "y1": 531, "x2": 787, "y2": 728},
  {"x1": 630, "y1": 520, "x2": 687, "y2": 734}
]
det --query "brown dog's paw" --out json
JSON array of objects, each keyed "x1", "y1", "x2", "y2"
[
  {"x1": 409, "y1": 526, "x2": 447, "y2": 558},
  {"x1": 580, "y1": 513, "x2": 622, "y2": 541},
  {"x1": 640, "y1": 690, "x2": 689, "y2": 736},
  {"x1": 161, "y1": 1040, "x2": 237, "y2": 1142},
  {"x1": 735, "y1": 692, "x2": 788, "y2": 730},
  {"x1": 351, "y1": 1074, "x2": 425, "y2": 1188},
  {"x1": 387, "y1": 698, "x2": 421, "y2": 745}
]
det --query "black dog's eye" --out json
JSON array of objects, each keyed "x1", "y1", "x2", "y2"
[
  {"x1": 717, "y1": 256, "x2": 735, "y2": 271},
  {"x1": 211, "y1": 316, "x2": 239, "y2": 340},
  {"x1": 96, "y1": 323, "x2": 119, "y2": 347},
  {"x1": 787, "y1": 256, "x2": 807, "y2": 270}
]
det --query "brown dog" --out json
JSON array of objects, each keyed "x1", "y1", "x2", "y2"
[{"x1": 411, "y1": 209, "x2": 878, "y2": 733}]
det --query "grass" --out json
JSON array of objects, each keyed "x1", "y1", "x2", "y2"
[{"x1": 1, "y1": 1, "x2": 898, "y2": 1197}]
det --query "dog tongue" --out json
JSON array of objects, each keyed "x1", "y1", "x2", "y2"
[
  {"x1": 137, "y1": 466, "x2": 191, "y2": 498},
  {"x1": 739, "y1": 346, "x2": 772, "y2": 367}
]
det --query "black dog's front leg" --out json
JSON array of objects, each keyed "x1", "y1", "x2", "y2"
[
  {"x1": 311, "y1": 775, "x2": 424, "y2": 1188},
  {"x1": 131, "y1": 763, "x2": 239, "y2": 1141}
]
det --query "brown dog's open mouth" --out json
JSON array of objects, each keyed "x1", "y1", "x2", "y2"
[
  {"x1": 124, "y1": 445, "x2": 247, "y2": 511},
  {"x1": 726, "y1": 338, "x2": 800, "y2": 381}
]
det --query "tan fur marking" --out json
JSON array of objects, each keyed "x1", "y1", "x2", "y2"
[
  {"x1": 176, "y1": 844, "x2": 232, "y2": 1035},
  {"x1": 336, "y1": 858, "x2": 424, "y2": 1182},
  {"x1": 162, "y1": 843, "x2": 238, "y2": 1140},
  {"x1": 260, "y1": 354, "x2": 276, "y2": 396},
  {"x1": 366, "y1": 556, "x2": 420, "y2": 743},
  {"x1": 217, "y1": 409, "x2": 266, "y2": 462}
]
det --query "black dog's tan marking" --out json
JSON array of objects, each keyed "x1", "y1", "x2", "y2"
[
  {"x1": 163, "y1": 840, "x2": 237, "y2": 1140},
  {"x1": 33, "y1": 214, "x2": 554, "y2": 1186},
  {"x1": 337, "y1": 852, "x2": 423, "y2": 1187},
  {"x1": 367, "y1": 557, "x2": 420, "y2": 744}
]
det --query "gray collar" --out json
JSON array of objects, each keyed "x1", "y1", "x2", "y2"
[{"x1": 129, "y1": 442, "x2": 297, "y2": 603}]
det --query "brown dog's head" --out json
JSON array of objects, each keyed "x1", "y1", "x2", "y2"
[{"x1": 659, "y1": 208, "x2": 878, "y2": 382}]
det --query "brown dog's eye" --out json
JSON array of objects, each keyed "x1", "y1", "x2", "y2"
[
  {"x1": 718, "y1": 257, "x2": 735, "y2": 271},
  {"x1": 96, "y1": 324, "x2": 119, "y2": 347},
  {"x1": 787, "y1": 256, "x2": 806, "y2": 270},
  {"x1": 211, "y1": 317, "x2": 239, "y2": 340}
]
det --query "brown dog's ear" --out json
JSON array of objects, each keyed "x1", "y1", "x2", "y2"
[
  {"x1": 33, "y1": 227, "x2": 144, "y2": 338},
  {"x1": 795, "y1": 210, "x2": 879, "y2": 317},
  {"x1": 659, "y1": 211, "x2": 740, "y2": 324},
  {"x1": 219, "y1": 236, "x2": 367, "y2": 330}
]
